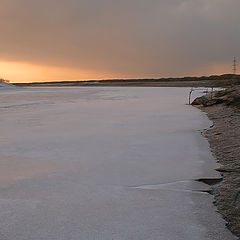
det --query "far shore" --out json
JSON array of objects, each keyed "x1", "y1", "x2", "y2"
[{"x1": 13, "y1": 74, "x2": 240, "y2": 88}]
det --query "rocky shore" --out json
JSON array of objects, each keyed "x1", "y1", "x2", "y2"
[{"x1": 193, "y1": 87, "x2": 240, "y2": 238}]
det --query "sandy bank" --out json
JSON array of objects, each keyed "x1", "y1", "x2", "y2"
[{"x1": 194, "y1": 88, "x2": 240, "y2": 238}]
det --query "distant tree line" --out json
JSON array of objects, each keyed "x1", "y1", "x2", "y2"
[{"x1": 96, "y1": 74, "x2": 240, "y2": 83}]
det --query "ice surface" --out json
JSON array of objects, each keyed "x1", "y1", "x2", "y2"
[{"x1": 0, "y1": 87, "x2": 236, "y2": 240}]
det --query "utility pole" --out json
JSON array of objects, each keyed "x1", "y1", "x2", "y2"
[{"x1": 233, "y1": 56, "x2": 237, "y2": 75}]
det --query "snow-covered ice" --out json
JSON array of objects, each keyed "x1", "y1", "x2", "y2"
[{"x1": 0, "y1": 87, "x2": 236, "y2": 240}]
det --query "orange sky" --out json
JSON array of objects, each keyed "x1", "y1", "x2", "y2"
[
  {"x1": 0, "y1": 0, "x2": 239, "y2": 83},
  {"x1": 0, "y1": 61, "x2": 231, "y2": 83},
  {"x1": 0, "y1": 61, "x2": 117, "y2": 83}
]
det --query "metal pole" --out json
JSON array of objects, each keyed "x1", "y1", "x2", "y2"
[{"x1": 188, "y1": 88, "x2": 194, "y2": 105}]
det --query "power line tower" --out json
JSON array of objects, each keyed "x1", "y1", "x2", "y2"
[{"x1": 232, "y1": 56, "x2": 237, "y2": 75}]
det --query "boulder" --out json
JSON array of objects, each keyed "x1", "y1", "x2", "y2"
[
  {"x1": 191, "y1": 95, "x2": 215, "y2": 106},
  {"x1": 192, "y1": 86, "x2": 240, "y2": 107}
]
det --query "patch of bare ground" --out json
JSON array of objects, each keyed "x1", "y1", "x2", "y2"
[{"x1": 194, "y1": 87, "x2": 240, "y2": 238}]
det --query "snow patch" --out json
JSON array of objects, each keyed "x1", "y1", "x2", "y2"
[{"x1": 0, "y1": 81, "x2": 16, "y2": 89}]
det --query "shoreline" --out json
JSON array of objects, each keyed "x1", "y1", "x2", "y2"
[
  {"x1": 13, "y1": 74, "x2": 240, "y2": 88},
  {"x1": 196, "y1": 103, "x2": 240, "y2": 238}
]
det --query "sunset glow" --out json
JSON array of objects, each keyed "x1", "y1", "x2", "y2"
[
  {"x1": 0, "y1": 60, "x2": 232, "y2": 83},
  {"x1": 0, "y1": 0, "x2": 239, "y2": 82},
  {"x1": 0, "y1": 61, "x2": 117, "y2": 83}
]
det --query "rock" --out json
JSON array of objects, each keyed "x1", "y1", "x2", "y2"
[
  {"x1": 191, "y1": 95, "x2": 209, "y2": 105},
  {"x1": 191, "y1": 95, "x2": 217, "y2": 106},
  {"x1": 192, "y1": 86, "x2": 240, "y2": 107}
]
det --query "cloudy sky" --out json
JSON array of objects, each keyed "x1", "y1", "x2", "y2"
[{"x1": 0, "y1": 0, "x2": 240, "y2": 82}]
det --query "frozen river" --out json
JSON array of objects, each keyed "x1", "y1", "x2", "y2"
[{"x1": 0, "y1": 87, "x2": 236, "y2": 240}]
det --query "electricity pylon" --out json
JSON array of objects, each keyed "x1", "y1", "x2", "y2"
[{"x1": 233, "y1": 57, "x2": 237, "y2": 75}]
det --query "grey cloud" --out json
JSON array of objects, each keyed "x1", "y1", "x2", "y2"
[{"x1": 0, "y1": 0, "x2": 239, "y2": 77}]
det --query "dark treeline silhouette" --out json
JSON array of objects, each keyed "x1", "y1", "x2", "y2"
[{"x1": 14, "y1": 74, "x2": 240, "y2": 88}]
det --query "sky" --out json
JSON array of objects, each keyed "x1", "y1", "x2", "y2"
[{"x1": 0, "y1": 0, "x2": 240, "y2": 83}]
